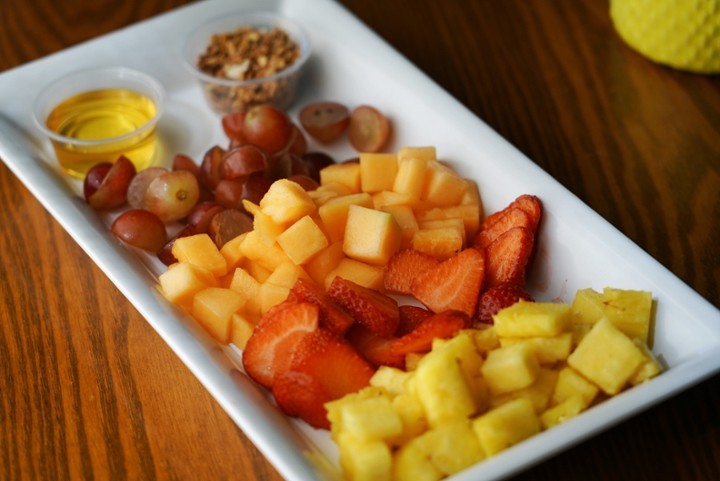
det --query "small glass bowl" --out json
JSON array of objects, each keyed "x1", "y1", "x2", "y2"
[
  {"x1": 33, "y1": 66, "x2": 165, "y2": 178},
  {"x1": 182, "y1": 11, "x2": 311, "y2": 114}
]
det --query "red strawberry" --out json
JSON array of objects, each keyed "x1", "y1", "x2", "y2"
[
  {"x1": 242, "y1": 301, "x2": 319, "y2": 389},
  {"x1": 390, "y1": 310, "x2": 471, "y2": 358},
  {"x1": 474, "y1": 207, "x2": 532, "y2": 249},
  {"x1": 346, "y1": 324, "x2": 404, "y2": 368},
  {"x1": 474, "y1": 282, "x2": 534, "y2": 324},
  {"x1": 396, "y1": 304, "x2": 434, "y2": 336},
  {"x1": 287, "y1": 278, "x2": 355, "y2": 336},
  {"x1": 327, "y1": 277, "x2": 400, "y2": 338},
  {"x1": 383, "y1": 249, "x2": 440, "y2": 294},
  {"x1": 483, "y1": 194, "x2": 542, "y2": 233},
  {"x1": 274, "y1": 329, "x2": 375, "y2": 429},
  {"x1": 410, "y1": 247, "x2": 485, "y2": 316},
  {"x1": 484, "y1": 226, "x2": 534, "y2": 288}
]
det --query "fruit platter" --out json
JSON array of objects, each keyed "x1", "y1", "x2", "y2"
[{"x1": 1, "y1": 0, "x2": 719, "y2": 480}]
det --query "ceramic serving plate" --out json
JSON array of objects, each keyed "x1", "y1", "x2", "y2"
[{"x1": 1, "y1": 0, "x2": 719, "y2": 480}]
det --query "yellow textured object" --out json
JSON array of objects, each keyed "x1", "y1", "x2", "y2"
[{"x1": 610, "y1": 0, "x2": 720, "y2": 73}]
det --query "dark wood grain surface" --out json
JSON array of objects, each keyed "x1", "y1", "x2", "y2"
[{"x1": 1, "y1": 0, "x2": 718, "y2": 480}]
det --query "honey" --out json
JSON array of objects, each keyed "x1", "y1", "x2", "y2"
[{"x1": 46, "y1": 88, "x2": 159, "y2": 178}]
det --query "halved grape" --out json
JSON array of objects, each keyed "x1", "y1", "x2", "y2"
[
  {"x1": 83, "y1": 162, "x2": 113, "y2": 201},
  {"x1": 301, "y1": 152, "x2": 336, "y2": 182},
  {"x1": 111, "y1": 209, "x2": 167, "y2": 252},
  {"x1": 299, "y1": 101, "x2": 350, "y2": 143},
  {"x1": 287, "y1": 123, "x2": 308, "y2": 156},
  {"x1": 127, "y1": 167, "x2": 168, "y2": 209},
  {"x1": 172, "y1": 153, "x2": 199, "y2": 176},
  {"x1": 198, "y1": 145, "x2": 226, "y2": 191},
  {"x1": 144, "y1": 170, "x2": 201, "y2": 223},
  {"x1": 222, "y1": 145, "x2": 268, "y2": 180},
  {"x1": 208, "y1": 208, "x2": 253, "y2": 248},
  {"x1": 242, "y1": 104, "x2": 293, "y2": 155},
  {"x1": 222, "y1": 111, "x2": 246, "y2": 142},
  {"x1": 242, "y1": 171, "x2": 275, "y2": 205},
  {"x1": 214, "y1": 179, "x2": 246, "y2": 209},
  {"x1": 288, "y1": 174, "x2": 320, "y2": 191},
  {"x1": 348, "y1": 105, "x2": 391, "y2": 153},
  {"x1": 187, "y1": 201, "x2": 225, "y2": 234},
  {"x1": 157, "y1": 224, "x2": 197, "y2": 266},
  {"x1": 87, "y1": 155, "x2": 137, "y2": 210}
]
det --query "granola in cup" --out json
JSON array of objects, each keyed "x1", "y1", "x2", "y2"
[{"x1": 183, "y1": 11, "x2": 311, "y2": 114}]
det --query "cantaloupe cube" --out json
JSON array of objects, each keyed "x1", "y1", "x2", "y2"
[
  {"x1": 567, "y1": 318, "x2": 645, "y2": 395},
  {"x1": 494, "y1": 300, "x2": 572, "y2": 338},
  {"x1": 393, "y1": 157, "x2": 428, "y2": 199},
  {"x1": 360, "y1": 152, "x2": 398, "y2": 193},
  {"x1": 320, "y1": 162, "x2": 361, "y2": 193},
  {"x1": 325, "y1": 258, "x2": 384, "y2": 290},
  {"x1": 245, "y1": 258, "x2": 271, "y2": 283},
  {"x1": 380, "y1": 204, "x2": 419, "y2": 248},
  {"x1": 228, "y1": 268, "x2": 262, "y2": 322},
  {"x1": 472, "y1": 397, "x2": 540, "y2": 456},
  {"x1": 539, "y1": 395, "x2": 585, "y2": 429},
  {"x1": 343, "y1": 205, "x2": 402, "y2": 266},
  {"x1": 481, "y1": 343, "x2": 540, "y2": 395},
  {"x1": 440, "y1": 204, "x2": 482, "y2": 241},
  {"x1": 421, "y1": 161, "x2": 467, "y2": 207},
  {"x1": 304, "y1": 241, "x2": 346, "y2": 286},
  {"x1": 398, "y1": 145, "x2": 436, "y2": 162},
  {"x1": 252, "y1": 209, "x2": 286, "y2": 245},
  {"x1": 415, "y1": 345, "x2": 477, "y2": 427},
  {"x1": 411, "y1": 226, "x2": 464, "y2": 259},
  {"x1": 461, "y1": 179, "x2": 482, "y2": 207},
  {"x1": 171, "y1": 233, "x2": 228, "y2": 277},
  {"x1": 230, "y1": 312, "x2": 255, "y2": 349},
  {"x1": 372, "y1": 190, "x2": 427, "y2": 211},
  {"x1": 240, "y1": 231, "x2": 292, "y2": 271},
  {"x1": 259, "y1": 282, "x2": 290, "y2": 314},
  {"x1": 158, "y1": 262, "x2": 218, "y2": 310},
  {"x1": 499, "y1": 333, "x2": 573, "y2": 364},
  {"x1": 551, "y1": 366, "x2": 598, "y2": 408},
  {"x1": 259, "y1": 178, "x2": 316, "y2": 225},
  {"x1": 264, "y1": 261, "x2": 310, "y2": 289},
  {"x1": 318, "y1": 192, "x2": 374, "y2": 243},
  {"x1": 276, "y1": 215, "x2": 329, "y2": 265},
  {"x1": 418, "y1": 217, "x2": 466, "y2": 245},
  {"x1": 191, "y1": 287, "x2": 246, "y2": 344},
  {"x1": 219, "y1": 232, "x2": 248, "y2": 270}
]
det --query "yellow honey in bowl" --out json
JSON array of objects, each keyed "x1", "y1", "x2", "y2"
[{"x1": 46, "y1": 88, "x2": 159, "y2": 178}]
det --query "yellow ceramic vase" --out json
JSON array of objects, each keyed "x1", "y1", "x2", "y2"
[{"x1": 610, "y1": 0, "x2": 720, "y2": 74}]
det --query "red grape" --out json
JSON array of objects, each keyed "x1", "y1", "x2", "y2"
[
  {"x1": 242, "y1": 104, "x2": 293, "y2": 155},
  {"x1": 157, "y1": 224, "x2": 197, "y2": 266},
  {"x1": 348, "y1": 105, "x2": 391, "y2": 153},
  {"x1": 288, "y1": 174, "x2": 320, "y2": 191},
  {"x1": 222, "y1": 145, "x2": 268, "y2": 179},
  {"x1": 111, "y1": 209, "x2": 167, "y2": 252},
  {"x1": 222, "y1": 111, "x2": 246, "y2": 142},
  {"x1": 83, "y1": 162, "x2": 113, "y2": 201},
  {"x1": 299, "y1": 101, "x2": 350, "y2": 143},
  {"x1": 172, "y1": 153, "x2": 199, "y2": 176},
  {"x1": 301, "y1": 152, "x2": 335, "y2": 182},
  {"x1": 87, "y1": 155, "x2": 137, "y2": 210},
  {"x1": 144, "y1": 170, "x2": 201, "y2": 223},
  {"x1": 214, "y1": 179, "x2": 246, "y2": 209},
  {"x1": 127, "y1": 166, "x2": 168, "y2": 209},
  {"x1": 243, "y1": 171, "x2": 275, "y2": 205},
  {"x1": 287, "y1": 123, "x2": 308, "y2": 156},
  {"x1": 198, "y1": 145, "x2": 226, "y2": 191},
  {"x1": 187, "y1": 201, "x2": 225, "y2": 233},
  {"x1": 208, "y1": 209, "x2": 253, "y2": 248}
]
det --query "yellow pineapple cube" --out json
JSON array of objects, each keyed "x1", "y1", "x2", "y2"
[
  {"x1": 219, "y1": 232, "x2": 248, "y2": 270},
  {"x1": 551, "y1": 366, "x2": 599, "y2": 409},
  {"x1": 191, "y1": 287, "x2": 246, "y2": 344},
  {"x1": 499, "y1": 332, "x2": 573, "y2": 364},
  {"x1": 414, "y1": 420, "x2": 485, "y2": 476},
  {"x1": 326, "y1": 386, "x2": 388, "y2": 439},
  {"x1": 572, "y1": 287, "x2": 654, "y2": 343},
  {"x1": 393, "y1": 438, "x2": 443, "y2": 481},
  {"x1": 472, "y1": 397, "x2": 540, "y2": 456},
  {"x1": 629, "y1": 339, "x2": 663, "y2": 385},
  {"x1": 230, "y1": 312, "x2": 255, "y2": 349},
  {"x1": 337, "y1": 433, "x2": 392, "y2": 481},
  {"x1": 370, "y1": 366, "x2": 412, "y2": 396},
  {"x1": 318, "y1": 192, "x2": 374, "y2": 243},
  {"x1": 324, "y1": 258, "x2": 384, "y2": 290},
  {"x1": 567, "y1": 318, "x2": 645, "y2": 395},
  {"x1": 360, "y1": 152, "x2": 398, "y2": 193},
  {"x1": 390, "y1": 390, "x2": 428, "y2": 445},
  {"x1": 493, "y1": 300, "x2": 572, "y2": 337},
  {"x1": 415, "y1": 344, "x2": 477, "y2": 427},
  {"x1": 571, "y1": 288, "x2": 605, "y2": 324},
  {"x1": 540, "y1": 395, "x2": 585, "y2": 429},
  {"x1": 469, "y1": 325, "x2": 501, "y2": 353},
  {"x1": 276, "y1": 215, "x2": 329, "y2": 265},
  {"x1": 158, "y1": 262, "x2": 218, "y2": 310},
  {"x1": 343, "y1": 205, "x2": 402, "y2": 266},
  {"x1": 481, "y1": 343, "x2": 540, "y2": 395},
  {"x1": 172, "y1": 233, "x2": 228, "y2": 277},
  {"x1": 489, "y1": 367, "x2": 558, "y2": 414},
  {"x1": 320, "y1": 162, "x2": 361, "y2": 193},
  {"x1": 304, "y1": 241, "x2": 346, "y2": 286},
  {"x1": 393, "y1": 156, "x2": 428, "y2": 198},
  {"x1": 259, "y1": 179, "x2": 316, "y2": 225},
  {"x1": 340, "y1": 395, "x2": 403, "y2": 442},
  {"x1": 421, "y1": 161, "x2": 467, "y2": 207}
]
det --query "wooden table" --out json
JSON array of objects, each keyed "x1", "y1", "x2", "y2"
[{"x1": 1, "y1": 0, "x2": 718, "y2": 480}]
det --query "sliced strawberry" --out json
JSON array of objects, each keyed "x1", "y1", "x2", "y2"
[
  {"x1": 287, "y1": 278, "x2": 355, "y2": 336},
  {"x1": 383, "y1": 249, "x2": 440, "y2": 294},
  {"x1": 390, "y1": 310, "x2": 471, "y2": 358},
  {"x1": 474, "y1": 282, "x2": 534, "y2": 324},
  {"x1": 327, "y1": 277, "x2": 400, "y2": 338},
  {"x1": 242, "y1": 300, "x2": 319, "y2": 389},
  {"x1": 346, "y1": 324, "x2": 404, "y2": 368},
  {"x1": 484, "y1": 226, "x2": 534, "y2": 288},
  {"x1": 275, "y1": 329, "x2": 375, "y2": 429},
  {"x1": 410, "y1": 247, "x2": 485, "y2": 316},
  {"x1": 396, "y1": 304, "x2": 434, "y2": 336},
  {"x1": 483, "y1": 194, "x2": 542, "y2": 233},
  {"x1": 474, "y1": 206, "x2": 533, "y2": 249}
]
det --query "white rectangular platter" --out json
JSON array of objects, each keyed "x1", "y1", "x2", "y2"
[{"x1": 1, "y1": 0, "x2": 719, "y2": 480}]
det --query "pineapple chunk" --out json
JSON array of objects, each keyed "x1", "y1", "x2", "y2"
[
  {"x1": 499, "y1": 332, "x2": 573, "y2": 364},
  {"x1": 572, "y1": 287, "x2": 654, "y2": 343},
  {"x1": 551, "y1": 366, "x2": 599, "y2": 409},
  {"x1": 337, "y1": 433, "x2": 392, "y2": 481},
  {"x1": 472, "y1": 397, "x2": 540, "y2": 456},
  {"x1": 469, "y1": 325, "x2": 500, "y2": 353},
  {"x1": 370, "y1": 366, "x2": 413, "y2": 396},
  {"x1": 390, "y1": 390, "x2": 428, "y2": 445},
  {"x1": 490, "y1": 367, "x2": 558, "y2": 414},
  {"x1": 393, "y1": 438, "x2": 443, "y2": 481},
  {"x1": 339, "y1": 395, "x2": 403, "y2": 442},
  {"x1": 567, "y1": 318, "x2": 645, "y2": 395},
  {"x1": 360, "y1": 152, "x2": 398, "y2": 193},
  {"x1": 540, "y1": 395, "x2": 585, "y2": 429},
  {"x1": 629, "y1": 339, "x2": 663, "y2": 385},
  {"x1": 481, "y1": 343, "x2": 540, "y2": 395},
  {"x1": 326, "y1": 386, "x2": 388, "y2": 439},
  {"x1": 413, "y1": 420, "x2": 485, "y2": 476},
  {"x1": 494, "y1": 300, "x2": 572, "y2": 337}
]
